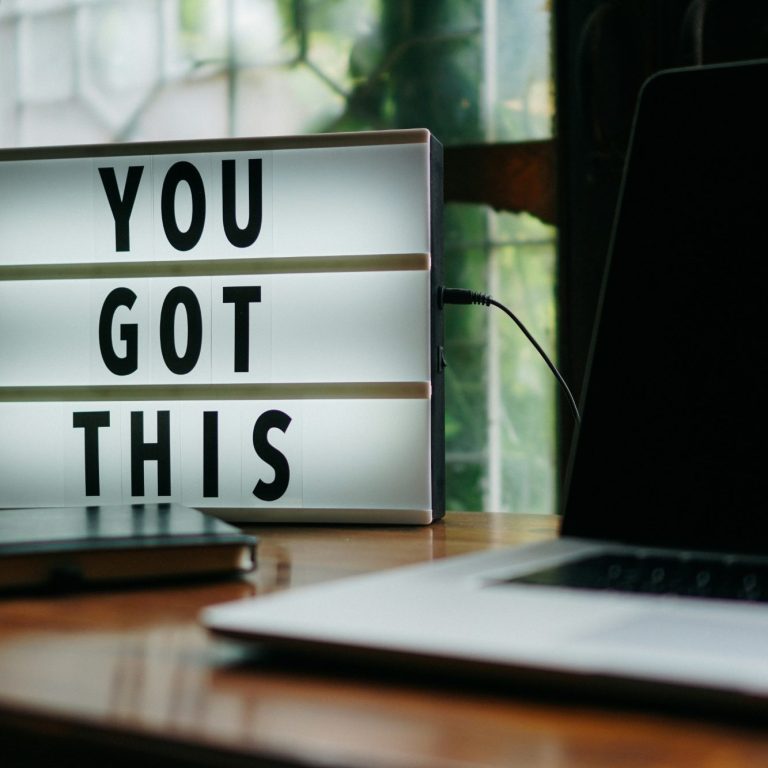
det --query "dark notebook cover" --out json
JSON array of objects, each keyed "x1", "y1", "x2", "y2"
[{"x1": 0, "y1": 503, "x2": 256, "y2": 591}]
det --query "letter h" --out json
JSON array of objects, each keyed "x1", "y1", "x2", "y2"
[{"x1": 131, "y1": 411, "x2": 171, "y2": 496}]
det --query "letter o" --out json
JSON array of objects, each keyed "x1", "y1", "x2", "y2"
[
  {"x1": 159, "y1": 287, "x2": 203, "y2": 375},
  {"x1": 161, "y1": 161, "x2": 206, "y2": 251}
]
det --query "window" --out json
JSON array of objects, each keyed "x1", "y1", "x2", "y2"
[{"x1": 0, "y1": 0, "x2": 555, "y2": 513}]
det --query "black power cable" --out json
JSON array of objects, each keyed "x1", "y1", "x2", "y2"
[{"x1": 439, "y1": 287, "x2": 581, "y2": 424}]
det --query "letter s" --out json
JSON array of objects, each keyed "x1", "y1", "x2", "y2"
[{"x1": 252, "y1": 410, "x2": 291, "y2": 502}]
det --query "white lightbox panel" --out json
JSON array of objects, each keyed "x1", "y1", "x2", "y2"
[
  {"x1": 0, "y1": 404, "x2": 66, "y2": 507},
  {"x1": 0, "y1": 399, "x2": 430, "y2": 518},
  {"x1": 0, "y1": 280, "x2": 91, "y2": 385},
  {"x1": 0, "y1": 158, "x2": 94, "y2": 265},
  {"x1": 271, "y1": 270, "x2": 429, "y2": 382},
  {"x1": 302, "y1": 399, "x2": 431, "y2": 511},
  {"x1": 0, "y1": 271, "x2": 427, "y2": 386},
  {"x1": 0, "y1": 142, "x2": 428, "y2": 265},
  {"x1": 272, "y1": 143, "x2": 430, "y2": 257}
]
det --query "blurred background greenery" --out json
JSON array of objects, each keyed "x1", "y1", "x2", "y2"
[{"x1": 0, "y1": 0, "x2": 555, "y2": 513}]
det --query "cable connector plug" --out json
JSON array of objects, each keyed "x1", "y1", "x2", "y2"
[{"x1": 438, "y1": 287, "x2": 491, "y2": 307}]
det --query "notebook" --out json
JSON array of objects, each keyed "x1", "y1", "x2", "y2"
[
  {"x1": 0, "y1": 503, "x2": 255, "y2": 591},
  {"x1": 202, "y1": 60, "x2": 768, "y2": 713}
]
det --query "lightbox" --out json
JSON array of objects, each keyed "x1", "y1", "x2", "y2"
[{"x1": 0, "y1": 130, "x2": 444, "y2": 524}]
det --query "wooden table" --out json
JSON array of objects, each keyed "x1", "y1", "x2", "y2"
[{"x1": 1, "y1": 512, "x2": 768, "y2": 767}]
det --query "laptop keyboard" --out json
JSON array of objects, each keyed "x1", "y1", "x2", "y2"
[{"x1": 507, "y1": 553, "x2": 768, "y2": 603}]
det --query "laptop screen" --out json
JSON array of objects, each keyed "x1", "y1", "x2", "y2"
[{"x1": 562, "y1": 60, "x2": 768, "y2": 555}]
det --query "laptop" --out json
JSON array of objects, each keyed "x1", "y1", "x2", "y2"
[{"x1": 202, "y1": 60, "x2": 768, "y2": 712}]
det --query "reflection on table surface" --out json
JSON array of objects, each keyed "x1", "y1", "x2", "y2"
[{"x1": 2, "y1": 512, "x2": 767, "y2": 768}]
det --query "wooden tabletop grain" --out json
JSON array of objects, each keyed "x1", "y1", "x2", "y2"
[{"x1": 1, "y1": 512, "x2": 767, "y2": 768}]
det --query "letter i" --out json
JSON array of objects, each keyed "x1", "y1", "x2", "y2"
[{"x1": 203, "y1": 411, "x2": 219, "y2": 497}]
